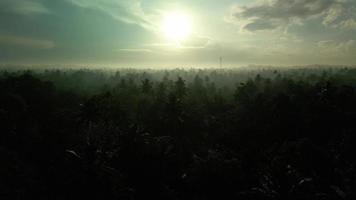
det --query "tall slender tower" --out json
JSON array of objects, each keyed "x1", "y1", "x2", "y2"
[{"x1": 219, "y1": 57, "x2": 222, "y2": 68}]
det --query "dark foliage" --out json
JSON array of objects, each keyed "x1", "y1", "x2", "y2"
[{"x1": 1, "y1": 67, "x2": 356, "y2": 199}]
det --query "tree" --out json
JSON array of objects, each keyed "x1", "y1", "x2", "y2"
[
  {"x1": 141, "y1": 78, "x2": 153, "y2": 94},
  {"x1": 173, "y1": 77, "x2": 186, "y2": 100}
]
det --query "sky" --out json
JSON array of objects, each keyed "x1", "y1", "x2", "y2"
[{"x1": 1, "y1": 0, "x2": 356, "y2": 67}]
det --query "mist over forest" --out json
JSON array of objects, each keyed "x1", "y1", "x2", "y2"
[{"x1": 2, "y1": 66, "x2": 356, "y2": 199}]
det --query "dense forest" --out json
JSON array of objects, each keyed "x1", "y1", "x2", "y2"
[{"x1": 2, "y1": 67, "x2": 356, "y2": 199}]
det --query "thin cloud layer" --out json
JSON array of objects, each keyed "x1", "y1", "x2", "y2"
[
  {"x1": 229, "y1": 0, "x2": 356, "y2": 32},
  {"x1": 0, "y1": 0, "x2": 50, "y2": 15},
  {"x1": 318, "y1": 39, "x2": 356, "y2": 55},
  {"x1": 65, "y1": 0, "x2": 156, "y2": 31},
  {"x1": 0, "y1": 35, "x2": 55, "y2": 49}
]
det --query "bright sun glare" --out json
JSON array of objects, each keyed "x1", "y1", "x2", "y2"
[{"x1": 161, "y1": 12, "x2": 192, "y2": 42}]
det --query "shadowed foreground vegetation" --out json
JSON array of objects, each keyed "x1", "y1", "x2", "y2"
[{"x1": 2, "y1": 67, "x2": 356, "y2": 199}]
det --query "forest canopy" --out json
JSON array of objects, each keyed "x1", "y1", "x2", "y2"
[{"x1": 1, "y1": 67, "x2": 356, "y2": 199}]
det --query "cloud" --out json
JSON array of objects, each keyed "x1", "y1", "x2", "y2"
[
  {"x1": 179, "y1": 36, "x2": 212, "y2": 49},
  {"x1": 142, "y1": 35, "x2": 212, "y2": 51},
  {"x1": 0, "y1": 35, "x2": 55, "y2": 49},
  {"x1": 317, "y1": 39, "x2": 356, "y2": 55},
  {"x1": 228, "y1": 0, "x2": 356, "y2": 32},
  {"x1": 243, "y1": 19, "x2": 280, "y2": 31},
  {"x1": 0, "y1": 0, "x2": 50, "y2": 15},
  {"x1": 117, "y1": 48, "x2": 152, "y2": 53},
  {"x1": 323, "y1": 3, "x2": 356, "y2": 29},
  {"x1": 66, "y1": 0, "x2": 156, "y2": 31}
]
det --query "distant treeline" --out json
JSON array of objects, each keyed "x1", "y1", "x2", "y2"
[{"x1": 1, "y1": 67, "x2": 356, "y2": 199}]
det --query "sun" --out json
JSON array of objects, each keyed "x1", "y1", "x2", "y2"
[{"x1": 161, "y1": 11, "x2": 192, "y2": 42}]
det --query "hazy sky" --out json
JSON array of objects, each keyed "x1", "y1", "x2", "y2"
[{"x1": 1, "y1": 0, "x2": 356, "y2": 67}]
